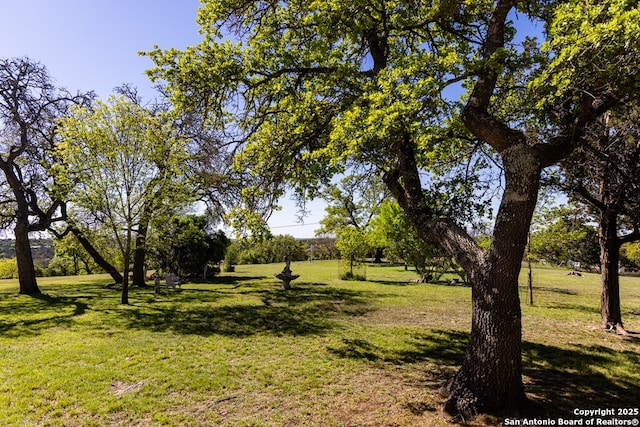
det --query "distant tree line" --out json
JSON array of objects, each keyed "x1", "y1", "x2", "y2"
[{"x1": 224, "y1": 235, "x2": 339, "y2": 268}]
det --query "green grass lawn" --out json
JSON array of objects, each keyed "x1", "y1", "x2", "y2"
[{"x1": 0, "y1": 261, "x2": 638, "y2": 426}]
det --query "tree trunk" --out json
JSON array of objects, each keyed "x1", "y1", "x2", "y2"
[
  {"x1": 132, "y1": 232, "x2": 147, "y2": 287},
  {"x1": 121, "y1": 237, "x2": 131, "y2": 305},
  {"x1": 69, "y1": 226, "x2": 123, "y2": 284},
  {"x1": 429, "y1": 146, "x2": 537, "y2": 419},
  {"x1": 72, "y1": 255, "x2": 79, "y2": 276},
  {"x1": 132, "y1": 209, "x2": 151, "y2": 287},
  {"x1": 383, "y1": 136, "x2": 531, "y2": 419},
  {"x1": 81, "y1": 258, "x2": 93, "y2": 275},
  {"x1": 15, "y1": 220, "x2": 40, "y2": 295},
  {"x1": 444, "y1": 267, "x2": 525, "y2": 419},
  {"x1": 527, "y1": 233, "x2": 533, "y2": 306},
  {"x1": 121, "y1": 260, "x2": 130, "y2": 305},
  {"x1": 598, "y1": 209, "x2": 624, "y2": 332},
  {"x1": 373, "y1": 247, "x2": 383, "y2": 263},
  {"x1": 442, "y1": 161, "x2": 534, "y2": 418},
  {"x1": 2, "y1": 156, "x2": 41, "y2": 295}
]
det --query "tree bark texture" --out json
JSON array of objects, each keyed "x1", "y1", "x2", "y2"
[
  {"x1": 445, "y1": 271, "x2": 525, "y2": 418},
  {"x1": 121, "y1": 251, "x2": 130, "y2": 305},
  {"x1": 15, "y1": 220, "x2": 40, "y2": 295},
  {"x1": 441, "y1": 147, "x2": 537, "y2": 418},
  {"x1": 120, "y1": 228, "x2": 133, "y2": 305},
  {"x1": 598, "y1": 209, "x2": 624, "y2": 332},
  {"x1": 121, "y1": 264, "x2": 130, "y2": 305},
  {"x1": 132, "y1": 212, "x2": 151, "y2": 287}
]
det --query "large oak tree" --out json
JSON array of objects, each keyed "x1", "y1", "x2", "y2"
[
  {"x1": 0, "y1": 57, "x2": 90, "y2": 294},
  {"x1": 147, "y1": 0, "x2": 640, "y2": 419}
]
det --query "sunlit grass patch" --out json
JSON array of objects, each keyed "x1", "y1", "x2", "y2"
[{"x1": 0, "y1": 261, "x2": 638, "y2": 425}]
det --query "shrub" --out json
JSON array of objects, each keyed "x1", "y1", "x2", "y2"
[
  {"x1": 150, "y1": 215, "x2": 230, "y2": 279},
  {"x1": 0, "y1": 258, "x2": 18, "y2": 279}
]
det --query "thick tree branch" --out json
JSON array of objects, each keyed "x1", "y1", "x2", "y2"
[
  {"x1": 383, "y1": 131, "x2": 483, "y2": 272},
  {"x1": 574, "y1": 185, "x2": 607, "y2": 212},
  {"x1": 461, "y1": 0, "x2": 525, "y2": 153}
]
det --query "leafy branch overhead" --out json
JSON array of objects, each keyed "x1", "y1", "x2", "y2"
[{"x1": 146, "y1": 0, "x2": 640, "y2": 419}]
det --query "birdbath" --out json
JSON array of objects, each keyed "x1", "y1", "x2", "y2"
[{"x1": 275, "y1": 255, "x2": 299, "y2": 290}]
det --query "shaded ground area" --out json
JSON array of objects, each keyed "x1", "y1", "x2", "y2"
[
  {"x1": 122, "y1": 284, "x2": 373, "y2": 337},
  {"x1": 327, "y1": 327, "x2": 640, "y2": 421},
  {"x1": 0, "y1": 292, "x2": 95, "y2": 338},
  {"x1": 523, "y1": 340, "x2": 640, "y2": 418}
]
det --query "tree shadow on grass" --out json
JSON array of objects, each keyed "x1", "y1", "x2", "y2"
[
  {"x1": 32, "y1": 293, "x2": 89, "y2": 316},
  {"x1": 522, "y1": 341, "x2": 640, "y2": 418},
  {"x1": 544, "y1": 302, "x2": 600, "y2": 315},
  {"x1": 328, "y1": 329, "x2": 640, "y2": 419},
  {"x1": 1, "y1": 281, "x2": 375, "y2": 339},
  {"x1": 327, "y1": 329, "x2": 468, "y2": 366},
  {"x1": 367, "y1": 279, "x2": 421, "y2": 287},
  {"x1": 626, "y1": 307, "x2": 640, "y2": 317},
  {"x1": 0, "y1": 292, "x2": 95, "y2": 338},
  {"x1": 119, "y1": 284, "x2": 375, "y2": 337},
  {"x1": 187, "y1": 275, "x2": 268, "y2": 286},
  {"x1": 395, "y1": 330, "x2": 469, "y2": 364},
  {"x1": 532, "y1": 286, "x2": 580, "y2": 296}
]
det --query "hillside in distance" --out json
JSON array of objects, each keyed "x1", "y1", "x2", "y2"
[{"x1": 0, "y1": 239, "x2": 54, "y2": 261}]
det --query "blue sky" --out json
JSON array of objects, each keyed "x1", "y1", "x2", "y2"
[
  {"x1": 1, "y1": 0, "x2": 326, "y2": 238},
  {"x1": 1, "y1": 1, "x2": 201, "y2": 98}
]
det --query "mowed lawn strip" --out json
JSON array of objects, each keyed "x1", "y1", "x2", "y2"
[{"x1": 0, "y1": 261, "x2": 638, "y2": 426}]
